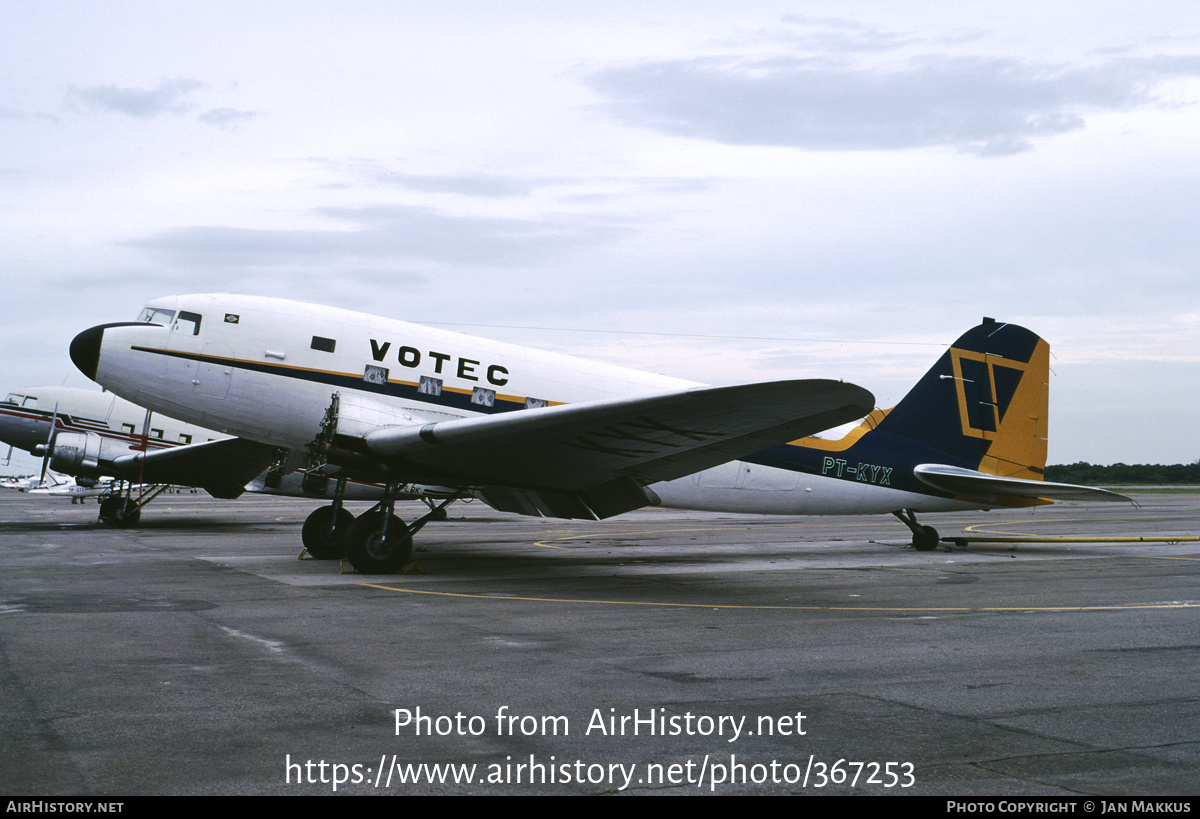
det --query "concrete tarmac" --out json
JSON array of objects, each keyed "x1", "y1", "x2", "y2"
[{"x1": 0, "y1": 490, "x2": 1197, "y2": 795}]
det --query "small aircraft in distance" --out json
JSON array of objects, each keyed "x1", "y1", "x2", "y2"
[
  {"x1": 25, "y1": 470, "x2": 111, "y2": 501},
  {"x1": 0, "y1": 386, "x2": 384, "y2": 526},
  {"x1": 70, "y1": 295, "x2": 1128, "y2": 573},
  {"x1": 1, "y1": 473, "x2": 48, "y2": 491},
  {"x1": 0, "y1": 467, "x2": 105, "y2": 499}
]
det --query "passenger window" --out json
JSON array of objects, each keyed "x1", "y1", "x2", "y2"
[
  {"x1": 311, "y1": 336, "x2": 336, "y2": 353},
  {"x1": 121, "y1": 423, "x2": 136, "y2": 435},
  {"x1": 471, "y1": 387, "x2": 495, "y2": 407},
  {"x1": 179, "y1": 433, "x2": 192, "y2": 444},
  {"x1": 173, "y1": 311, "x2": 202, "y2": 336},
  {"x1": 151, "y1": 428, "x2": 164, "y2": 439}
]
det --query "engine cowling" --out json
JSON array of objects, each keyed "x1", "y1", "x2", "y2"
[{"x1": 48, "y1": 431, "x2": 103, "y2": 475}]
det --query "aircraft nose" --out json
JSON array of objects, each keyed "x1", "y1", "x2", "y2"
[{"x1": 70, "y1": 325, "x2": 105, "y2": 380}]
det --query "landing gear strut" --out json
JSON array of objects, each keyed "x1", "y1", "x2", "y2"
[
  {"x1": 301, "y1": 477, "x2": 355, "y2": 559},
  {"x1": 344, "y1": 485, "x2": 456, "y2": 574},
  {"x1": 893, "y1": 509, "x2": 941, "y2": 551}
]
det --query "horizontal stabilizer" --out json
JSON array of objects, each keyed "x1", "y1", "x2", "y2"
[
  {"x1": 363, "y1": 379, "x2": 875, "y2": 517},
  {"x1": 112, "y1": 437, "x2": 280, "y2": 499},
  {"x1": 913, "y1": 464, "x2": 1131, "y2": 504}
]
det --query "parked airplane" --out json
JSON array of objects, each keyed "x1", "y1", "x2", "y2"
[
  {"x1": 0, "y1": 386, "x2": 279, "y2": 524},
  {"x1": 70, "y1": 295, "x2": 1126, "y2": 573},
  {"x1": 0, "y1": 386, "x2": 385, "y2": 527},
  {"x1": 24, "y1": 470, "x2": 111, "y2": 501},
  {"x1": 0, "y1": 467, "x2": 102, "y2": 498},
  {"x1": 1, "y1": 473, "x2": 46, "y2": 491}
]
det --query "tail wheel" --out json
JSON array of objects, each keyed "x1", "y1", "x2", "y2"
[
  {"x1": 301, "y1": 506, "x2": 355, "y2": 559},
  {"x1": 345, "y1": 511, "x2": 413, "y2": 574},
  {"x1": 913, "y1": 525, "x2": 940, "y2": 552}
]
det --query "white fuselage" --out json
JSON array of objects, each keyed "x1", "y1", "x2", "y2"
[
  {"x1": 0, "y1": 386, "x2": 225, "y2": 465},
  {"x1": 82, "y1": 294, "x2": 979, "y2": 517}
]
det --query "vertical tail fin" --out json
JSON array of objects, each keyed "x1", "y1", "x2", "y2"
[
  {"x1": 790, "y1": 319, "x2": 1050, "y2": 484},
  {"x1": 876, "y1": 318, "x2": 1049, "y2": 478},
  {"x1": 779, "y1": 319, "x2": 1130, "y2": 508}
]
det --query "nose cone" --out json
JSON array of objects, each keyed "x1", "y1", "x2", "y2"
[{"x1": 70, "y1": 325, "x2": 105, "y2": 380}]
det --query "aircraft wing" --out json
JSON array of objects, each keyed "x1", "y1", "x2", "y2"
[
  {"x1": 913, "y1": 464, "x2": 1132, "y2": 504},
  {"x1": 360, "y1": 379, "x2": 875, "y2": 519},
  {"x1": 110, "y1": 437, "x2": 281, "y2": 499}
]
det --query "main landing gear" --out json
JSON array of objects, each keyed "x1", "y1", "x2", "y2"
[
  {"x1": 893, "y1": 509, "x2": 941, "y2": 552},
  {"x1": 97, "y1": 481, "x2": 171, "y2": 528},
  {"x1": 99, "y1": 494, "x2": 141, "y2": 528},
  {"x1": 300, "y1": 481, "x2": 456, "y2": 574},
  {"x1": 301, "y1": 477, "x2": 354, "y2": 559}
]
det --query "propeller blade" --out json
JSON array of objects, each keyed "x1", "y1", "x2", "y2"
[{"x1": 38, "y1": 402, "x2": 59, "y2": 487}]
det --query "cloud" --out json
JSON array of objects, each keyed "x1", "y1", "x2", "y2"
[
  {"x1": 125, "y1": 204, "x2": 630, "y2": 270},
  {"x1": 0, "y1": 105, "x2": 58, "y2": 124},
  {"x1": 587, "y1": 54, "x2": 1200, "y2": 156},
  {"x1": 67, "y1": 77, "x2": 203, "y2": 118},
  {"x1": 376, "y1": 172, "x2": 532, "y2": 198},
  {"x1": 310, "y1": 159, "x2": 535, "y2": 198},
  {"x1": 769, "y1": 15, "x2": 928, "y2": 53},
  {"x1": 198, "y1": 107, "x2": 261, "y2": 129}
]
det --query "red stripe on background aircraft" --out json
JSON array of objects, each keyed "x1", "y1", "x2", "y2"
[{"x1": 69, "y1": 295, "x2": 1126, "y2": 573}]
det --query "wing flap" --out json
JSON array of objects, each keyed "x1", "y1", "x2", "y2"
[
  {"x1": 474, "y1": 477, "x2": 651, "y2": 520},
  {"x1": 914, "y1": 464, "x2": 1131, "y2": 504},
  {"x1": 363, "y1": 379, "x2": 875, "y2": 511},
  {"x1": 111, "y1": 437, "x2": 280, "y2": 499}
]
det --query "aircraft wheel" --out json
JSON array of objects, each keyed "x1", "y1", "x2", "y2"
[
  {"x1": 106, "y1": 498, "x2": 141, "y2": 528},
  {"x1": 345, "y1": 511, "x2": 413, "y2": 574},
  {"x1": 301, "y1": 506, "x2": 355, "y2": 559},
  {"x1": 913, "y1": 525, "x2": 940, "y2": 551},
  {"x1": 99, "y1": 497, "x2": 120, "y2": 520}
]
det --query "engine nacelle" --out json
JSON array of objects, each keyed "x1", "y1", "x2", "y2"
[{"x1": 49, "y1": 431, "x2": 104, "y2": 475}]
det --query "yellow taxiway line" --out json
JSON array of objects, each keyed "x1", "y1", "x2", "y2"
[{"x1": 360, "y1": 584, "x2": 1200, "y2": 613}]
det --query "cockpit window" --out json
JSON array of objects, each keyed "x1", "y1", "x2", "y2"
[
  {"x1": 173, "y1": 311, "x2": 202, "y2": 336},
  {"x1": 2, "y1": 393, "x2": 21, "y2": 406},
  {"x1": 138, "y1": 307, "x2": 176, "y2": 325}
]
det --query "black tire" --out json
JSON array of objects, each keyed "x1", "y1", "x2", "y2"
[
  {"x1": 913, "y1": 524, "x2": 940, "y2": 551},
  {"x1": 345, "y1": 511, "x2": 413, "y2": 574},
  {"x1": 99, "y1": 497, "x2": 120, "y2": 520},
  {"x1": 302, "y1": 506, "x2": 355, "y2": 559},
  {"x1": 107, "y1": 498, "x2": 141, "y2": 528}
]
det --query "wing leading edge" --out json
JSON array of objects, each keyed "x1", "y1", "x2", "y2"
[{"x1": 361, "y1": 379, "x2": 876, "y2": 519}]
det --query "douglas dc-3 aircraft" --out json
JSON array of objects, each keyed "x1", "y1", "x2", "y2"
[
  {"x1": 0, "y1": 386, "x2": 388, "y2": 526},
  {"x1": 69, "y1": 295, "x2": 1127, "y2": 573}
]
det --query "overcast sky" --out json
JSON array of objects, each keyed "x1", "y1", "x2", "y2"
[{"x1": 2, "y1": 1, "x2": 1198, "y2": 473}]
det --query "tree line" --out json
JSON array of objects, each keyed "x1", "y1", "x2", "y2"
[{"x1": 1045, "y1": 462, "x2": 1200, "y2": 485}]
